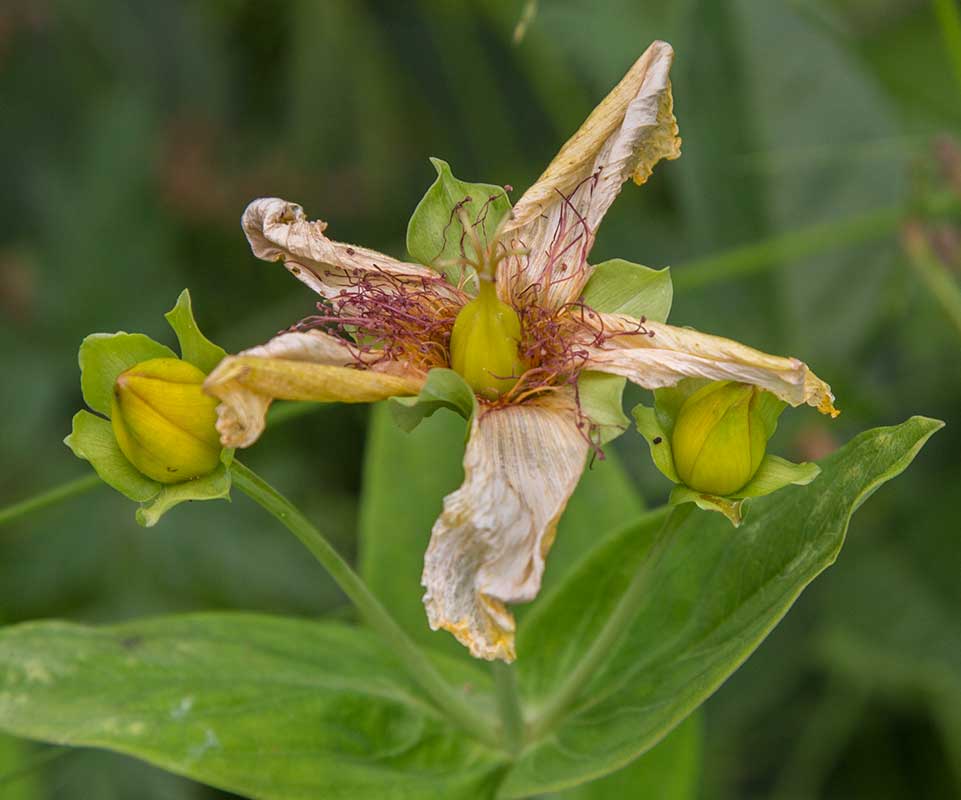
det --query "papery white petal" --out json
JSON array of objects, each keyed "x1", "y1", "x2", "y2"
[
  {"x1": 204, "y1": 330, "x2": 423, "y2": 447},
  {"x1": 243, "y1": 198, "x2": 459, "y2": 300},
  {"x1": 499, "y1": 41, "x2": 681, "y2": 311},
  {"x1": 584, "y1": 314, "x2": 838, "y2": 415},
  {"x1": 421, "y1": 394, "x2": 589, "y2": 662}
]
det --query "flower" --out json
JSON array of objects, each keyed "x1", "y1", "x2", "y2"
[
  {"x1": 111, "y1": 357, "x2": 222, "y2": 484},
  {"x1": 672, "y1": 381, "x2": 772, "y2": 496},
  {"x1": 633, "y1": 378, "x2": 823, "y2": 526},
  {"x1": 65, "y1": 290, "x2": 233, "y2": 527},
  {"x1": 204, "y1": 41, "x2": 837, "y2": 662}
]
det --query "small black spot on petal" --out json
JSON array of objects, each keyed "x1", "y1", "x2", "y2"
[{"x1": 653, "y1": 436, "x2": 662, "y2": 444}]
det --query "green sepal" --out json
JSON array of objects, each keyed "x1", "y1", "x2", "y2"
[
  {"x1": 669, "y1": 485, "x2": 747, "y2": 526},
  {"x1": 406, "y1": 158, "x2": 511, "y2": 283},
  {"x1": 164, "y1": 289, "x2": 226, "y2": 374},
  {"x1": 64, "y1": 410, "x2": 161, "y2": 502},
  {"x1": 136, "y1": 465, "x2": 232, "y2": 528},
  {"x1": 389, "y1": 368, "x2": 477, "y2": 433},
  {"x1": 632, "y1": 404, "x2": 679, "y2": 483},
  {"x1": 736, "y1": 454, "x2": 820, "y2": 498},
  {"x1": 576, "y1": 260, "x2": 675, "y2": 444},
  {"x1": 578, "y1": 372, "x2": 631, "y2": 445},
  {"x1": 582, "y1": 259, "x2": 673, "y2": 323},
  {"x1": 79, "y1": 333, "x2": 176, "y2": 417}
]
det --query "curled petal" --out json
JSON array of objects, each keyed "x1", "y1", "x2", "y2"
[
  {"x1": 585, "y1": 314, "x2": 839, "y2": 416},
  {"x1": 243, "y1": 198, "x2": 458, "y2": 300},
  {"x1": 499, "y1": 41, "x2": 681, "y2": 310},
  {"x1": 204, "y1": 330, "x2": 423, "y2": 447},
  {"x1": 421, "y1": 394, "x2": 589, "y2": 662}
]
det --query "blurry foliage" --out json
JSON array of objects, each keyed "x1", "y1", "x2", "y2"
[{"x1": 1, "y1": 0, "x2": 959, "y2": 797}]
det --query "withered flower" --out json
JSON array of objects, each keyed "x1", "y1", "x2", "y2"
[{"x1": 205, "y1": 42, "x2": 836, "y2": 661}]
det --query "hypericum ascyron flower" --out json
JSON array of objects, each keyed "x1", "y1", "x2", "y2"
[
  {"x1": 112, "y1": 357, "x2": 222, "y2": 484},
  {"x1": 204, "y1": 41, "x2": 837, "y2": 662},
  {"x1": 66, "y1": 290, "x2": 233, "y2": 528},
  {"x1": 672, "y1": 381, "x2": 770, "y2": 496}
]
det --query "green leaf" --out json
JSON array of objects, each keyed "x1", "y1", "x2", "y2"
[
  {"x1": 79, "y1": 333, "x2": 176, "y2": 417},
  {"x1": 164, "y1": 289, "x2": 226, "y2": 374},
  {"x1": 499, "y1": 417, "x2": 942, "y2": 797},
  {"x1": 0, "y1": 614, "x2": 505, "y2": 800},
  {"x1": 0, "y1": 734, "x2": 41, "y2": 800},
  {"x1": 359, "y1": 405, "x2": 467, "y2": 652},
  {"x1": 406, "y1": 158, "x2": 511, "y2": 282},
  {"x1": 551, "y1": 713, "x2": 701, "y2": 799},
  {"x1": 389, "y1": 368, "x2": 477, "y2": 433},
  {"x1": 63, "y1": 411, "x2": 160, "y2": 503},
  {"x1": 581, "y1": 260, "x2": 673, "y2": 323},
  {"x1": 135, "y1": 465, "x2": 232, "y2": 528},
  {"x1": 631, "y1": 404, "x2": 679, "y2": 483}
]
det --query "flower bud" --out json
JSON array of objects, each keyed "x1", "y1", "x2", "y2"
[
  {"x1": 450, "y1": 278, "x2": 524, "y2": 400},
  {"x1": 110, "y1": 358, "x2": 222, "y2": 484},
  {"x1": 671, "y1": 381, "x2": 769, "y2": 496}
]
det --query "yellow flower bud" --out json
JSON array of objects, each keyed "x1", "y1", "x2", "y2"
[
  {"x1": 450, "y1": 278, "x2": 524, "y2": 400},
  {"x1": 672, "y1": 381, "x2": 769, "y2": 496},
  {"x1": 111, "y1": 358, "x2": 222, "y2": 484}
]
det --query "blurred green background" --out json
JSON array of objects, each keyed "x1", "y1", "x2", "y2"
[{"x1": 2, "y1": 1, "x2": 960, "y2": 798}]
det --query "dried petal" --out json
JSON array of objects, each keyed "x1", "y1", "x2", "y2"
[
  {"x1": 499, "y1": 41, "x2": 681, "y2": 311},
  {"x1": 421, "y1": 394, "x2": 589, "y2": 662},
  {"x1": 204, "y1": 330, "x2": 423, "y2": 447},
  {"x1": 584, "y1": 314, "x2": 839, "y2": 416},
  {"x1": 243, "y1": 198, "x2": 459, "y2": 301}
]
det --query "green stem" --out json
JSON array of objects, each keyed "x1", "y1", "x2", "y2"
[
  {"x1": 0, "y1": 474, "x2": 102, "y2": 527},
  {"x1": 491, "y1": 662, "x2": 524, "y2": 753},
  {"x1": 674, "y1": 190, "x2": 961, "y2": 290},
  {"x1": 229, "y1": 460, "x2": 500, "y2": 749},
  {"x1": 934, "y1": 0, "x2": 961, "y2": 98},
  {"x1": 528, "y1": 506, "x2": 691, "y2": 741},
  {"x1": 0, "y1": 400, "x2": 326, "y2": 529},
  {"x1": 901, "y1": 221, "x2": 961, "y2": 338}
]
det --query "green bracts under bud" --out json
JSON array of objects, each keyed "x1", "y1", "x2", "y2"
[
  {"x1": 450, "y1": 279, "x2": 524, "y2": 400},
  {"x1": 111, "y1": 358, "x2": 222, "y2": 484},
  {"x1": 672, "y1": 381, "x2": 770, "y2": 496}
]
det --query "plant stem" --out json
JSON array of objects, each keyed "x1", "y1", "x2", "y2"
[
  {"x1": 528, "y1": 506, "x2": 691, "y2": 741},
  {"x1": 901, "y1": 221, "x2": 961, "y2": 338},
  {"x1": 0, "y1": 474, "x2": 102, "y2": 528},
  {"x1": 934, "y1": 0, "x2": 961, "y2": 98},
  {"x1": 491, "y1": 662, "x2": 524, "y2": 753},
  {"x1": 674, "y1": 190, "x2": 961, "y2": 290},
  {"x1": 229, "y1": 460, "x2": 500, "y2": 749},
  {"x1": 0, "y1": 400, "x2": 325, "y2": 530}
]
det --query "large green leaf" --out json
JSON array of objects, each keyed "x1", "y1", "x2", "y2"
[
  {"x1": 0, "y1": 614, "x2": 504, "y2": 800},
  {"x1": 358, "y1": 405, "x2": 466, "y2": 651},
  {"x1": 358, "y1": 404, "x2": 643, "y2": 651},
  {"x1": 551, "y1": 713, "x2": 701, "y2": 799},
  {"x1": 0, "y1": 734, "x2": 40, "y2": 800},
  {"x1": 497, "y1": 416, "x2": 942, "y2": 797}
]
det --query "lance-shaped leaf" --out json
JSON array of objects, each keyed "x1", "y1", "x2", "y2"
[
  {"x1": 498, "y1": 416, "x2": 942, "y2": 796},
  {"x1": 0, "y1": 614, "x2": 505, "y2": 800}
]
